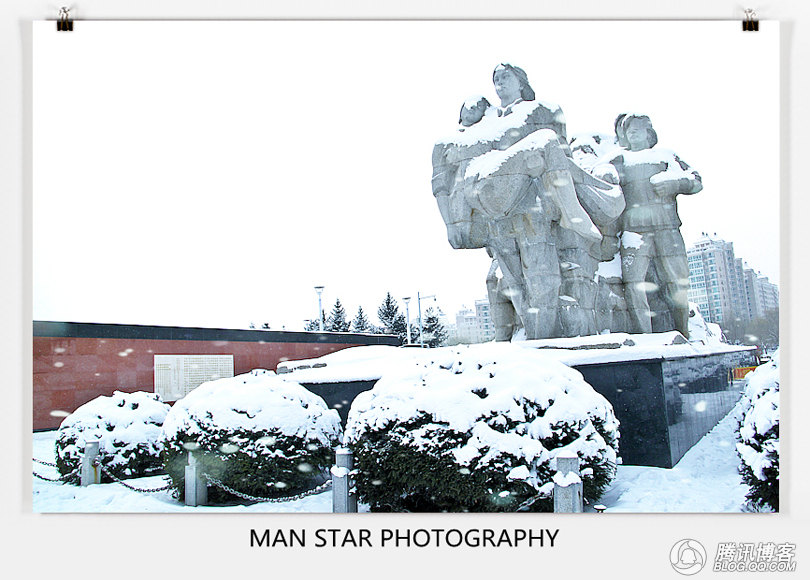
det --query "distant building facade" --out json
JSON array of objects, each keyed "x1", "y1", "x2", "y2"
[
  {"x1": 743, "y1": 269, "x2": 779, "y2": 319},
  {"x1": 687, "y1": 233, "x2": 778, "y2": 325},
  {"x1": 447, "y1": 299, "x2": 495, "y2": 344},
  {"x1": 475, "y1": 299, "x2": 496, "y2": 342}
]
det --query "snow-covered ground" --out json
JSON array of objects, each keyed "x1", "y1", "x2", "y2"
[
  {"x1": 32, "y1": 397, "x2": 750, "y2": 513},
  {"x1": 599, "y1": 402, "x2": 749, "y2": 512}
]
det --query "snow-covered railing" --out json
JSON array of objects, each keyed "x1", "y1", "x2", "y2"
[
  {"x1": 43, "y1": 443, "x2": 584, "y2": 513},
  {"x1": 33, "y1": 441, "x2": 172, "y2": 492},
  {"x1": 32, "y1": 457, "x2": 78, "y2": 483},
  {"x1": 31, "y1": 441, "x2": 102, "y2": 486},
  {"x1": 183, "y1": 448, "x2": 354, "y2": 511},
  {"x1": 38, "y1": 440, "x2": 348, "y2": 508}
]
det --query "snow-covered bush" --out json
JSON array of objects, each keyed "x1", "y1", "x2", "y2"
[
  {"x1": 736, "y1": 352, "x2": 779, "y2": 511},
  {"x1": 160, "y1": 370, "x2": 341, "y2": 503},
  {"x1": 55, "y1": 391, "x2": 170, "y2": 484},
  {"x1": 344, "y1": 344, "x2": 620, "y2": 512}
]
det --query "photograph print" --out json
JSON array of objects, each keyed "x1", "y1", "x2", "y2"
[{"x1": 32, "y1": 20, "x2": 780, "y2": 513}]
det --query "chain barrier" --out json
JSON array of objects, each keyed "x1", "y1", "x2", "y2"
[
  {"x1": 202, "y1": 473, "x2": 332, "y2": 503},
  {"x1": 33, "y1": 455, "x2": 170, "y2": 492},
  {"x1": 98, "y1": 464, "x2": 173, "y2": 493},
  {"x1": 515, "y1": 491, "x2": 551, "y2": 512},
  {"x1": 33, "y1": 470, "x2": 74, "y2": 482},
  {"x1": 32, "y1": 457, "x2": 79, "y2": 483}
]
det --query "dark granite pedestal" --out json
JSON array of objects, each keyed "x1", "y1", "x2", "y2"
[
  {"x1": 300, "y1": 380, "x2": 377, "y2": 425},
  {"x1": 292, "y1": 342, "x2": 757, "y2": 468},
  {"x1": 572, "y1": 349, "x2": 756, "y2": 467}
]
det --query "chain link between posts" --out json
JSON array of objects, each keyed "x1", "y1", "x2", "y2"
[
  {"x1": 98, "y1": 463, "x2": 173, "y2": 493},
  {"x1": 33, "y1": 456, "x2": 172, "y2": 492},
  {"x1": 32, "y1": 457, "x2": 78, "y2": 482},
  {"x1": 35, "y1": 454, "x2": 333, "y2": 502},
  {"x1": 515, "y1": 490, "x2": 552, "y2": 512},
  {"x1": 202, "y1": 473, "x2": 332, "y2": 503},
  {"x1": 36, "y1": 452, "x2": 547, "y2": 510}
]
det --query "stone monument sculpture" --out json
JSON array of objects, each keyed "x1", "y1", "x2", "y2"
[
  {"x1": 432, "y1": 64, "x2": 624, "y2": 340},
  {"x1": 569, "y1": 132, "x2": 629, "y2": 335},
  {"x1": 607, "y1": 114, "x2": 703, "y2": 337}
]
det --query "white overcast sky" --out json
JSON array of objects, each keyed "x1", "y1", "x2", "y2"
[{"x1": 33, "y1": 20, "x2": 780, "y2": 331}]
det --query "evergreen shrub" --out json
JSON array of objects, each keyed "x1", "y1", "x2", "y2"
[
  {"x1": 160, "y1": 370, "x2": 341, "y2": 503},
  {"x1": 736, "y1": 352, "x2": 779, "y2": 511},
  {"x1": 55, "y1": 391, "x2": 170, "y2": 484},
  {"x1": 344, "y1": 344, "x2": 620, "y2": 512}
]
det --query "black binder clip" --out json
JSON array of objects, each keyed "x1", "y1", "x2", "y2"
[
  {"x1": 742, "y1": 8, "x2": 759, "y2": 32},
  {"x1": 57, "y1": 7, "x2": 73, "y2": 32}
]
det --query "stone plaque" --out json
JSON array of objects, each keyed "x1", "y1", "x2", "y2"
[{"x1": 154, "y1": 354, "x2": 234, "y2": 401}]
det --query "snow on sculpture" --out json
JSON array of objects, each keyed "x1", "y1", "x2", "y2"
[
  {"x1": 607, "y1": 114, "x2": 702, "y2": 337},
  {"x1": 432, "y1": 65, "x2": 701, "y2": 340}
]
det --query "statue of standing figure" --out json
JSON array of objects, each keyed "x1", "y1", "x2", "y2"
[
  {"x1": 608, "y1": 114, "x2": 703, "y2": 337},
  {"x1": 432, "y1": 64, "x2": 624, "y2": 340}
]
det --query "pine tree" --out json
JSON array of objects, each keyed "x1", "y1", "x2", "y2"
[
  {"x1": 421, "y1": 307, "x2": 447, "y2": 348},
  {"x1": 325, "y1": 298, "x2": 350, "y2": 332},
  {"x1": 407, "y1": 322, "x2": 420, "y2": 346},
  {"x1": 377, "y1": 292, "x2": 399, "y2": 333},
  {"x1": 352, "y1": 306, "x2": 373, "y2": 333},
  {"x1": 304, "y1": 314, "x2": 324, "y2": 331},
  {"x1": 376, "y1": 292, "x2": 408, "y2": 344}
]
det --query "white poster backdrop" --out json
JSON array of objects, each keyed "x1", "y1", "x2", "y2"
[{"x1": 16, "y1": 12, "x2": 805, "y2": 579}]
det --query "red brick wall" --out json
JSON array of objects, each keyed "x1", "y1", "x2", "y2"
[{"x1": 34, "y1": 336, "x2": 360, "y2": 431}]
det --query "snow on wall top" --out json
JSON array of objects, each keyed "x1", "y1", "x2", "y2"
[{"x1": 277, "y1": 334, "x2": 754, "y2": 384}]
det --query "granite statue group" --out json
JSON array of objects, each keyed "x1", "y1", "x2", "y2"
[{"x1": 432, "y1": 64, "x2": 703, "y2": 341}]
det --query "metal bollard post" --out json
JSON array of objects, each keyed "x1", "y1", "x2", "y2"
[
  {"x1": 184, "y1": 452, "x2": 208, "y2": 507},
  {"x1": 80, "y1": 441, "x2": 101, "y2": 486},
  {"x1": 332, "y1": 447, "x2": 357, "y2": 513},
  {"x1": 552, "y1": 452, "x2": 583, "y2": 513}
]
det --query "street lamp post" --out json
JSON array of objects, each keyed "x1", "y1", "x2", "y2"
[
  {"x1": 403, "y1": 297, "x2": 412, "y2": 344},
  {"x1": 314, "y1": 286, "x2": 325, "y2": 331},
  {"x1": 417, "y1": 292, "x2": 436, "y2": 348}
]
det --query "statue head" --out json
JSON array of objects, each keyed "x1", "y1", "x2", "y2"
[
  {"x1": 492, "y1": 63, "x2": 535, "y2": 106},
  {"x1": 458, "y1": 95, "x2": 491, "y2": 127},
  {"x1": 614, "y1": 113, "x2": 629, "y2": 147},
  {"x1": 621, "y1": 114, "x2": 658, "y2": 150}
]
